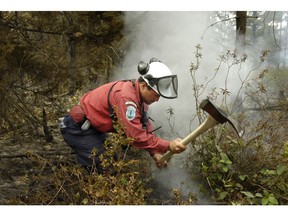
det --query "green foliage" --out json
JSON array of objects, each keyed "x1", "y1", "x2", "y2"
[
  {"x1": 183, "y1": 44, "x2": 288, "y2": 205},
  {"x1": 187, "y1": 126, "x2": 288, "y2": 205}
]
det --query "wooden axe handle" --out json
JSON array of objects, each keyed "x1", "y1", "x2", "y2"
[
  {"x1": 159, "y1": 114, "x2": 218, "y2": 163},
  {"x1": 158, "y1": 99, "x2": 243, "y2": 163}
]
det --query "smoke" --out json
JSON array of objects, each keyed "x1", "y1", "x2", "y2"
[
  {"x1": 116, "y1": 11, "x2": 214, "y2": 203},
  {"x1": 118, "y1": 11, "x2": 264, "y2": 135},
  {"x1": 117, "y1": 12, "x2": 213, "y2": 135},
  {"x1": 118, "y1": 11, "x2": 269, "y2": 203}
]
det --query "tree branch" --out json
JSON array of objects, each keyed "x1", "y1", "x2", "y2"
[{"x1": 0, "y1": 150, "x2": 73, "y2": 159}]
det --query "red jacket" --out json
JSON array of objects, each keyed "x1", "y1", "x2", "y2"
[{"x1": 80, "y1": 79, "x2": 170, "y2": 155}]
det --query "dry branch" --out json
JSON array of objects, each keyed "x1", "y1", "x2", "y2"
[{"x1": 0, "y1": 150, "x2": 73, "y2": 159}]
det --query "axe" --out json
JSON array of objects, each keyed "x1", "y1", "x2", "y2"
[{"x1": 159, "y1": 99, "x2": 244, "y2": 163}]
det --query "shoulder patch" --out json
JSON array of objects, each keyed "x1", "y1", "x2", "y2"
[
  {"x1": 125, "y1": 101, "x2": 137, "y2": 108},
  {"x1": 126, "y1": 105, "x2": 137, "y2": 121}
]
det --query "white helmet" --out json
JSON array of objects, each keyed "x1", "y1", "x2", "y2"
[{"x1": 138, "y1": 58, "x2": 178, "y2": 99}]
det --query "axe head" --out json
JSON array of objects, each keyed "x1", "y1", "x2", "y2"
[{"x1": 200, "y1": 99, "x2": 244, "y2": 137}]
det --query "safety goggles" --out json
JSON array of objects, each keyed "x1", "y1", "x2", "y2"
[{"x1": 145, "y1": 75, "x2": 178, "y2": 99}]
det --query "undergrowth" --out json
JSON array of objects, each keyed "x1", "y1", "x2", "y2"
[
  {"x1": 6, "y1": 121, "x2": 153, "y2": 205},
  {"x1": 183, "y1": 44, "x2": 288, "y2": 205},
  {"x1": 5, "y1": 121, "x2": 194, "y2": 205}
]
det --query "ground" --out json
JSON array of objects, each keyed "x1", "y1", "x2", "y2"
[
  {"x1": 0, "y1": 124, "x2": 210, "y2": 205},
  {"x1": 0, "y1": 125, "x2": 72, "y2": 204}
]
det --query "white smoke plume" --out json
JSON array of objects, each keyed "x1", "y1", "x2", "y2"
[
  {"x1": 115, "y1": 11, "x2": 215, "y2": 203},
  {"x1": 117, "y1": 11, "x2": 270, "y2": 203},
  {"x1": 117, "y1": 12, "x2": 213, "y2": 135},
  {"x1": 118, "y1": 12, "x2": 270, "y2": 135}
]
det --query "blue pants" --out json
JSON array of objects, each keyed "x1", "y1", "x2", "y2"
[{"x1": 60, "y1": 114, "x2": 108, "y2": 173}]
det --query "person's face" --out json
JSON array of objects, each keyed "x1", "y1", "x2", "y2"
[{"x1": 139, "y1": 82, "x2": 160, "y2": 105}]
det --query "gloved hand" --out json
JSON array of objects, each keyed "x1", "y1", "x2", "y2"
[
  {"x1": 152, "y1": 153, "x2": 168, "y2": 168},
  {"x1": 169, "y1": 138, "x2": 186, "y2": 153}
]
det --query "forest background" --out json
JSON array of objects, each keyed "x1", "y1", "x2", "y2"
[{"x1": 1, "y1": 5, "x2": 288, "y2": 214}]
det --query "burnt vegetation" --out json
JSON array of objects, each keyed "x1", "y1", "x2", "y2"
[
  {"x1": 1, "y1": 11, "x2": 288, "y2": 205},
  {"x1": 0, "y1": 11, "x2": 190, "y2": 205}
]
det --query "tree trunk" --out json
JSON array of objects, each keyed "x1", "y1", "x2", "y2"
[
  {"x1": 252, "y1": 11, "x2": 258, "y2": 45},
  {"x1": 236, "y1": 11, "x2": 247, "y2": 51},
  {"x1": 42, "y1": 108, "x2": 53, "y2": 142},
  {"x1": 285, "y1": 14, "x2": 288, "y2": 67},
  {"x1": 68, "y1": 38, "x2": 77, "y2": 95}
]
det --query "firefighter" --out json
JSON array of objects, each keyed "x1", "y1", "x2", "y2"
[{"x1": 60, "y1": 58, "x2": 186, "y2": 174}]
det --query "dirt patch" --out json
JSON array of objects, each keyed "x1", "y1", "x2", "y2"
[
  {"x1": 0, "y1": 125, "x2": 210, "y2": 205},
  {"x1": 0, "y1": 126, "x2": 73, "y2": 204}
]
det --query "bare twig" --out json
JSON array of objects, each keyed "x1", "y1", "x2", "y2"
[{"x1": 0, "y1": 150, "x2": 73, "y2": 159}]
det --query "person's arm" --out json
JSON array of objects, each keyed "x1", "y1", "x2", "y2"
[
  {"x1": 116, "y1": 97, "x2": 186, "y2": 166},
  {"x1": 152, "y1": 138, "x2": 187, "y2": 168},
  {"x1": 115, "y1": 97, "x2": 168, "y2": 151}
]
